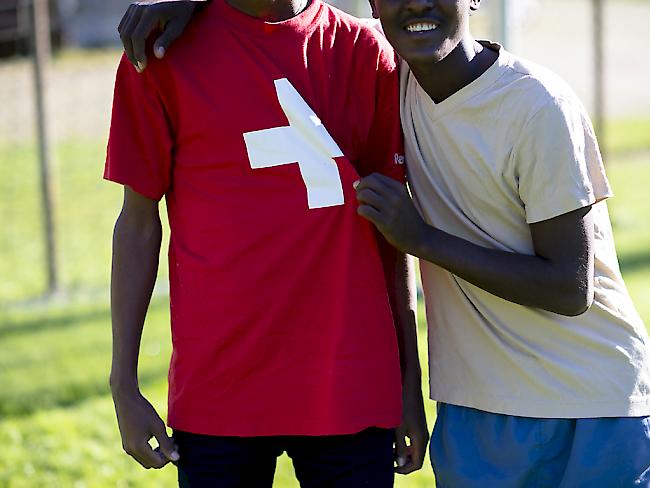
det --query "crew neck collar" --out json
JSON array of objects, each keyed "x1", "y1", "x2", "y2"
[{"x1": 215, "y1": 0, "x2": 323, "y2": 36}]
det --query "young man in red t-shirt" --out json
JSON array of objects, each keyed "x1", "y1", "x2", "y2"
[{"x1": 107, "y1": 0, "x2": 427, "y2": 485}]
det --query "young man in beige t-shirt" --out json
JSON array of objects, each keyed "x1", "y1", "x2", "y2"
[{"x1": 354, "y1": 0, "x2": 650, "y2": 486}]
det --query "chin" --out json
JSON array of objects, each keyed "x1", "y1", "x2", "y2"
[
  {"x1": 399, "y1": 47, "x2": 446, "y2": 67},
  {"x1": 385, "y1": 34, "x2": 448, "y2": 68}
]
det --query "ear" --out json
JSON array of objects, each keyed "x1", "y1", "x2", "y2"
[
  {"x1": 469, "y1": 0, "x2": 481, "y2": 12},
  {"x1": 368, "y1": 0, "x2": 379, "y2": 19}
]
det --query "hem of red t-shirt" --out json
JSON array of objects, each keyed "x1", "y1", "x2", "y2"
[{"x1": 167, "y1": 414, "x2": 402, "y2": 437}]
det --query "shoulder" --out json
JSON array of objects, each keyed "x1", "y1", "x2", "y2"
[
  {"x1": 319, "y1": 4, "x2": 396, "y2": 69},
  {"x1": 499, "y1": 49, "x2": 587, "y2": 121}
]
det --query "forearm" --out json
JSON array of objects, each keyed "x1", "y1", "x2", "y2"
[
  {"x1": 356, "y1": 174, "x2": 594, "y2": 316},
  {"x1": 414, "y1": 226, "x2": 590, "y2": 316},
  {"x1": 109, "y1": 209, "x2": 162, "y2": 395},
  {"x1": 378, "y1": 237, "x2": 422, "y2": 392}
]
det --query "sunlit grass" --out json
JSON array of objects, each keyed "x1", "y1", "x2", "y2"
[
  {"x1": 0, "y1": 135, "x2": 648, "y2": 486},
  {"x1": 605, "y1": 119, "x2": 650, "y2": 156}
]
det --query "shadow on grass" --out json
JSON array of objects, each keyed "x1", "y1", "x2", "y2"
[
  {"x1": 0, "y1": 369, "x2": 167, "y2": 419},
  {"x1": 0, "y1": 306, "x2": 109, "y2": 339},
  {"x1": 0, "y1": 293, "x2": 168, "y2": 338},
  {"x1": 0, "y1": 299, "x2": 170, "y2": 418}
]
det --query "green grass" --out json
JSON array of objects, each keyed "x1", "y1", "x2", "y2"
[
  {"x1": 0, "y1": 139, "x2": 170, "y2": 303},
  {"x1": 0, "y1": 305, "x2": 435, "y2": 488},
  {"x1": 605, "y1": 119, "x2": 650, "y2": 156},
  {"x1": 0, "y1": 136, "x2": 437, "y2": 487},
  {"x1": 0, "y1": 140, "x2": 116, "y2": 301},
  {"x1": 607, "y1": 152, "x2": 650, "y2": 321},
  {"x1": 1, "y1": 118, "x2": 648, "y2": 304},
  {"x1": 0, "y1": 133, "x2": 649, "y2": 486}
]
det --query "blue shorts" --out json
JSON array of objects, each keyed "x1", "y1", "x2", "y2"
[{"x1": 430, "y1": 403, "x2": 650, "y2": 488}]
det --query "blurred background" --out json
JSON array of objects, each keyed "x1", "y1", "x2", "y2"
[{"x1": 1, "y1": 0, "x2": 649, "y2": 486}]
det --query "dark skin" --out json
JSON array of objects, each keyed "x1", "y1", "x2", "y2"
[
  {"x1": 356, "y1": 0, "x2": 595, "y2": 316},
  {"x1": 118, "y1": 1, "x2": 198, "y2": 72},
  {"x1": 371, "y1": 0, "x2": 497, "y2": 103},
  {"x1": 118, "y1": 0, "x2": 308, "y2": 72},
  {"x1": 110, "y1": 187, "x2": 179, "y2": 468},
  {"x1": 379, "y1": 242, "x2": 428, "y2": 474},
  {"x1": 355, "y1": 175, "x2": 595, "y2": 316},
  {"x1": 112, "y1": 0, "x2": 428, "y2": 474},
  {"x1": 112, "y1": 195, "x2": 428, "y2": 472}
]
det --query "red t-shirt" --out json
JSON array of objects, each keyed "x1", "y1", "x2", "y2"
[{"x1": 105, "y1": 0, "x2": 404, "y2": 436}]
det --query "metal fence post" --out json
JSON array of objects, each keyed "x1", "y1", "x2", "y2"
[
  {"x1": 31, "y1": 0, "x2": 59, "y2": 295},
  {"x1": 498, "y1": 0, "x2": 510, "y2": 50},
  {"x1": 593, "y1": 0, "x2": 606, "y2": 160}
]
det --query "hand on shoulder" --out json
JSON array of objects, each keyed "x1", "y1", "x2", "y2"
[{"x1": 118, "y1": 0, "x2": 206, "y2": 72}]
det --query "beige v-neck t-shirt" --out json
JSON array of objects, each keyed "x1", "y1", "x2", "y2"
[{"x1": 401, "y1": 42, "x2": 650, "y2": 418}]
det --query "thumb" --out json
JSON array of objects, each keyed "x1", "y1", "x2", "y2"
[
  {"x1": 153, "y1": 17, "x2": 186, "y2": 58},
  {"x1": 394, "y1": 430, "x2": 409, "y2": 468},
  {"x1": 152, "y1": 422, "x2": 179, "y2": 462}
]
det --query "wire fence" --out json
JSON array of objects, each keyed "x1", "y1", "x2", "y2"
[{"x1": 1, "y1": 0, "x2": 649, "y2": 305}]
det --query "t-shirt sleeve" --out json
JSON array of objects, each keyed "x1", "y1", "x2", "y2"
[
  {"x1": 515, "y1": 95, "x2": 612, "y2": 224},
  {"x1": 356, "y1": 43, "x2": 406, "y2": 183},
  {"x1": 104, "y1": 54, "x2": 173, "y2": 201}
]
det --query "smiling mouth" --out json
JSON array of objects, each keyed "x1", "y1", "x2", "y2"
[{"x1": 405, "y1": 22, "x2": 438, "y2": 33}]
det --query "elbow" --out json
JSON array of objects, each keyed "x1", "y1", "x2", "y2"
[
  {"x1": 558, "y1": 296, "x2": 592, "y2": 317},
  {"x1": 114, "y1": 208, "x2": 162, "y2": 245},
  {"x1": 554, "y1": 280, "x2": 594, "y2": 317}
]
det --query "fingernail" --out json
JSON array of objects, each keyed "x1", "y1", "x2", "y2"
[
  {"x1": 136, "y1": 61, "x2": 144, "y2": 73},
  {"x1": 170, "y1": 450, "x2": 179, "y2": 461},
  {"x1": 353, "y1": 180, "x2": 360, "y2": 189},
  {"x1": 397, "y1": 457, "x2": 406, "y2": 467},
  {"x1": 155, "y1": 46, "x2": 165, "y2": 58}
]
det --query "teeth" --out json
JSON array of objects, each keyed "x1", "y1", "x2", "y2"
[{"x1": 406, "y1": 22, "x2": 437, "y2": 33}]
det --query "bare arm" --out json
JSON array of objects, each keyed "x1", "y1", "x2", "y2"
[
  {"x1": 356, "y1": 174, "x2": 595, "y2": 317},
  {"x1": 109, "y1": 186, "x2": 178, "y2": 468},
  {"x1": 414, "y1": 206, "x2": 595, "y2": 316},
  {"x1": 377, "y1": 238, "x2": 428, "y2": 474}
]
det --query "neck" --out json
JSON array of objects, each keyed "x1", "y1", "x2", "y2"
[
  {"x1": 226, "y1": 0, "x2": 309, "y2": 21},
  {"x1": 410, "y1": 37, "x2": 498, "y2": 104}
]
